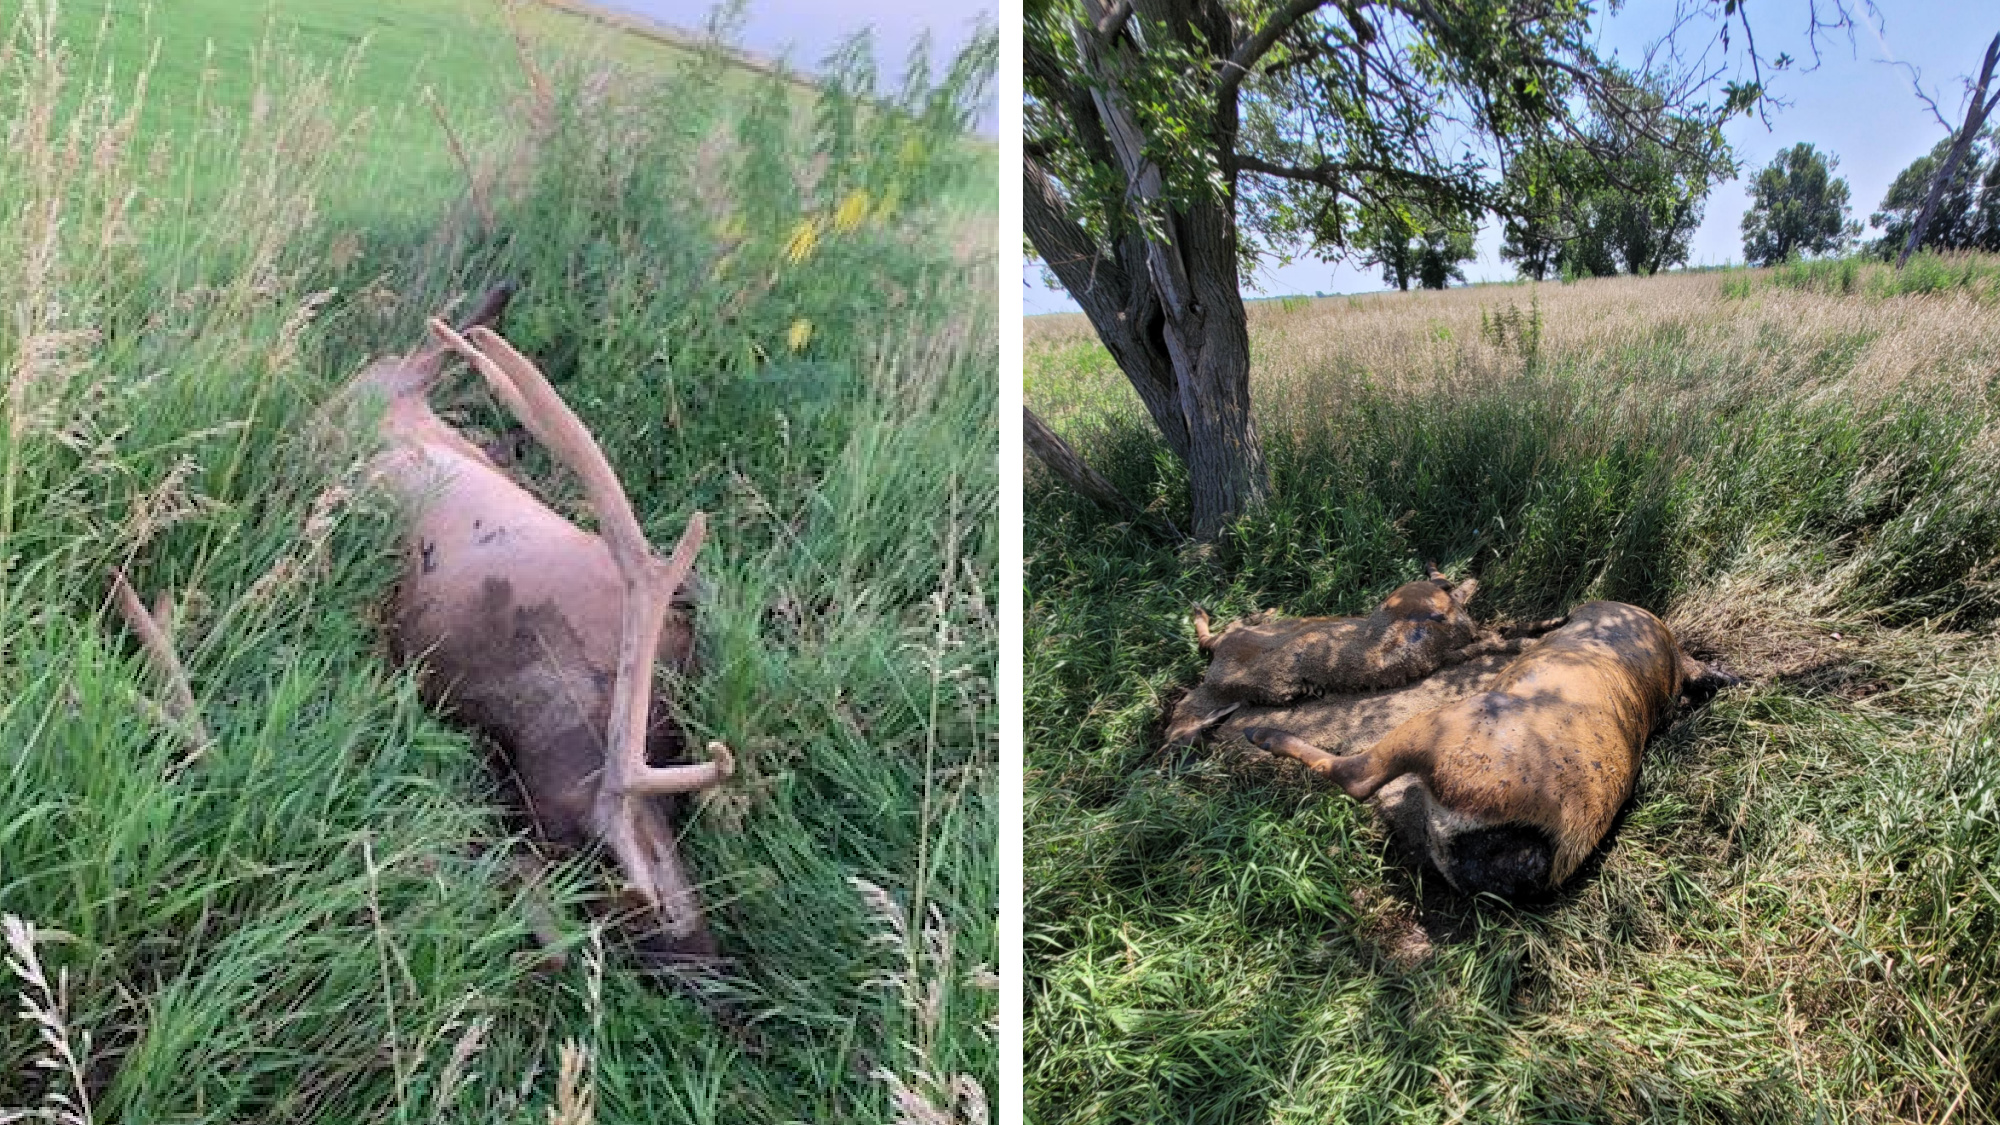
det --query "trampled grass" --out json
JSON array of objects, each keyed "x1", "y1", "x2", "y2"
[
  {"x1": 1, "y1": 2, "x2": 996, "y2": 1122},
  {"x1": 1025, "y1": 271, "x2": 2000, "y2": 1122}
]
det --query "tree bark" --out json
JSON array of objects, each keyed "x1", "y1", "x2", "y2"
[
  {"x1": 1899, "y1": 31, "x2": 2000, "y2": 268},
  {"x1": 1023, "y1": 406, "x2": 1140, "y2": 518}
]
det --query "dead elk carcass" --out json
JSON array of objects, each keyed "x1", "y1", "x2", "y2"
[
  {"x1": 349, "y1": 288, "x2": 732, "y2": 957},
  {"x1": 1191, "y1": 563, "x2": 1563, "y2": 707},
  {"x1": 1246, "y1": 601, "x2": 1738, "y2": 899}
]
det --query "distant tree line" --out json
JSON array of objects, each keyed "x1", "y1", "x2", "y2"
[
  {"x1": 1731, "y1": 131, "x2": 2000, "y2": 268},
  {"x1": 1357, "y1": 87, "x2": 2000, "y2": 287}
]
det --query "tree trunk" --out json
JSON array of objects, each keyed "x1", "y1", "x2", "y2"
[
  {"x1": 1899, "y1": 31, "x2": 2000, "y2": 268},
  {"x1": 1021, "y1": 178, "x2": 1268, "y2": 537},
  {"x1": 1023, "y1": 407, "x2": 1139, "y2": 518},
  {"x1": 1020, "y1": 0, "x2": 1271, "y2": 540},
  {"x1": 1173, "y1": 247, "x2": 1266, "y2": 538}
]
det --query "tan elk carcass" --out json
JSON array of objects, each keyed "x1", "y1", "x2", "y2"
[
  {"x1": 1245, "y1": 601, "x2": 1737, "y2": 899},
  {"x1": 1191, "y1": 563, "x2": 1563, "y2": 706},
  {"x1": 346, "y1": 286, "x2": 732, "y2": 958}
]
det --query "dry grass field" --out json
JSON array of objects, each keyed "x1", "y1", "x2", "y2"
[{"x1": 1025, "y1": 261, "x2": 2000, "y2": 1123}]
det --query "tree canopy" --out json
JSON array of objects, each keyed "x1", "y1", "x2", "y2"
[
  {"x1": 1499, "y1": 73, "x2": 1736, "y2": 281},
  {"x1": 1025, "y1": 0, "x2": 1817, "y2": 536},
  {"x1": 1740, "y1": 143, "x2": 1857, "y2": 266}
]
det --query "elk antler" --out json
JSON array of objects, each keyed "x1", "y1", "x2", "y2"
[{"x1": 425, "y1": 318, "x2": 732, "y2": 930}]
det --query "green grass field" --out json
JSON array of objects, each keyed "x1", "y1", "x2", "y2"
[
  {"x1": 48, "y1": 0, "x2": 751, "y2": 210},
  {"x1": 1025, "y1": 269, "x2": 2000, "y2": 1122},
  {"x1": 1, "y1": 2, "x2": 996, "y2": 1121}
]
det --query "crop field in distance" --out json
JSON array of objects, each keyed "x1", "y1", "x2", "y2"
[
  {"x1": 0, "y1": 0, "x2": 996, "y2": 1121},
  {"x1": 1026, "y1": 261, "x2": 2000, "y2": 1122}
]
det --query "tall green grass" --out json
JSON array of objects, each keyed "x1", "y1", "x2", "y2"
[
  {"x1": 1, "y1": 3, "x2": 996, "y2": 1122},
  {"x1": 1752, "y1": 251, "x2": 2000, "y2": 302},
  {"x1": 1025, "y1": 274, "x2": 2000, "y2": 1122}
]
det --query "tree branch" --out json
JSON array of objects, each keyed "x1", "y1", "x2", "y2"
[
  {"x1": 1024, "y1": 156, "x2": 1127, "y2": 304},
  {"x1": 1218, "y1": 0, "x2": 1334, "y2": 101},
  {"x1": 1235, "y1": 152, "x2": 1459, "y2": 192},
  {"x1": 1898, "y1": 29, "x2": 2000, "y2": 268},
  {"x1": 1894, "y1": 60, "x2": 1953, "y2": 131},
  {"x1": 1024, "y1": 407, "x2": 1140, "y2": 520}
]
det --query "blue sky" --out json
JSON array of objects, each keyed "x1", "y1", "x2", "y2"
[
  {"x1": 1026, "y1": 5, "x2": 1995, "y2": 313},
  {"x1": 599, "y1": 1, "x2": 996, "y2": 132}
]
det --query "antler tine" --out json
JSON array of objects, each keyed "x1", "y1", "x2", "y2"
[
  {"x1": 375, "y1": 288, "x2": 521, "y2": 394},
  {"x1": 426, "y1": 318, "x2": 542, "y2": 453},
  {"x1": 459, "y1": 324, "x2": 653, "y2": 573}
]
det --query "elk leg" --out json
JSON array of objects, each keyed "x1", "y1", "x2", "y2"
[
  {"x1": 1502, "y1": 615, "x2": 1568, "y2": 639},
  {"x1": 1244, "y1": 725, "x2": 1340, "y2": 772},
  {"x1": 1443, "y1": 634, "x2": 1529, "y2": 665},
  {"x1": 1191, "y1": 604, "x2": 1215, "y2": 651},
  {"x1": 109, "y1": 568, "x2": 210, "y2": 763},
  {"x1": 1243, "y1": 726, "x2": 1408, "y2": 801},
  {"x1": 1680, "y1": 652, "x2": 1741, "y2": 706}
]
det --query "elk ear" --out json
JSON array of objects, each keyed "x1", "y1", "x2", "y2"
[{"x1": 1449, "y1": 578, "x2": 1479, "y2": 607}]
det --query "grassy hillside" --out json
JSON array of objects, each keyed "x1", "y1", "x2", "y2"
[
  {"x1": 47, "y1": 0, "x2": 749, "y2": 211},
  {"x1": 1025, "y1": 265, "x2": 2000, "y2": 1123},
  {"x1": 1, "y1": 2, "x2": 996, "y2": 1122}
]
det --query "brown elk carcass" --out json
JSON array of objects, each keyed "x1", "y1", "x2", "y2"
[
  {"x1": 1246, "y1": 601, "x2": 1737, "y2": 898},
  {"x1": 1191, "y1": 563, "x2": 1563, "y2": 706},
  {"x1": 347, "y1": 287, "x2": 731, "y2": 957}
]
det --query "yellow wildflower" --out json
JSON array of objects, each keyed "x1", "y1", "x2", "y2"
[
  {"x1": 785, "y1": 217, "x2": 820, "y2": 264},
  {"x1": 788, "y1": 319, "x2": 813, "y2": 352},
  {"x1": 834, "y1": 190, "x2": 871, "y2": 233}
]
